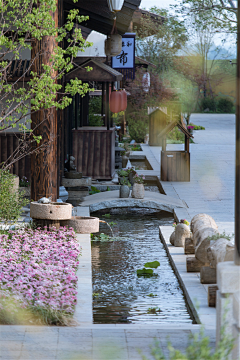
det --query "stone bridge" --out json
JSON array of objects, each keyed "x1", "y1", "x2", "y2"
[{"x1": 80, "y1": 190, "x2": 186, "y2": 213}]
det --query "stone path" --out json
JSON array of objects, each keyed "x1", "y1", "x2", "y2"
[{"x1": 0, "y1": 114, "x2": 234, "y2": 360}]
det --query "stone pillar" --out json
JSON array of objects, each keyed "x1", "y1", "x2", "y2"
[
  {"x1": 216, "y1": 261, "x2": 240, "y2": 359},
  {"x1": 31, "y1": 3, "x2": 58, "y2": 201}
]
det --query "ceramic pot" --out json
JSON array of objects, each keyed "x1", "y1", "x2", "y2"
[
  {"x1": 119, "y1": 185, "x2": 130, "y2": 198},
  {"x1": 131, "y1": 183, "x2": 144, "y2": 199}
]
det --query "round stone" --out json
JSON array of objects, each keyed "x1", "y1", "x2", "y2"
[{"x1": 61, "y1": 216, "x2": 99, "y2": 233}]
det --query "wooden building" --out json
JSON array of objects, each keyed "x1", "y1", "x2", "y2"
[{"x1": 158, "y1": 120, "x2": 193, "y2": 182}]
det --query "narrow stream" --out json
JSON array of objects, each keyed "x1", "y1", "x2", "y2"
[{"x1": 92, "y1": 208, "x2": 194, "y2": 324}]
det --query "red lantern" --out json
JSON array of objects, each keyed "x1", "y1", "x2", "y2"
[
  {"x1": 120, "y1": 89, "x2": 127, "y2": 111},
  {"x1": 110, "y1": 91, "x2": 121, "y2": 113}
]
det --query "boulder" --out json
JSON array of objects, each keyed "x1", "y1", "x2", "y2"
[
  {"x1": 207, "y1": 238, "x2": 234, "y2": 268},
  {"x1": 170, "y1": 231, "x2": 175, "y2": 245},
  {"x1": 174, "y1": 223, "x2": 191, "y2": 247},
  {"x1": 195, "y1": 227, "x2": 219, "y2": 264},
  {"x1": 191, "y1": 213, "x2": 218, "y2": 237}
]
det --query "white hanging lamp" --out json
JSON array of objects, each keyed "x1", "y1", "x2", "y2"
[{"x1": 107, "y1": 0, "x2": 124, "y2": 13}]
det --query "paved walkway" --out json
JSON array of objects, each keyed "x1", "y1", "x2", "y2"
[
  {"x1": 140, "y1": 114, "x2": 235, "y2": 236},
  {"x1": 0, "y1": 114, "x2": 234, "y2": 360}
]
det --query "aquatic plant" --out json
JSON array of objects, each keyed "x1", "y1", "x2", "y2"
[
  {"x1": 137, "y1": 261, "x2": 160, "y2": 277},
  {"x1": 147, "y1": 307, "x2": 162, "y2": 314},
  {"x1": 0, "y1": 227, "x2": 80, "y2": 325},
  {"x1": 207, "y1": 232, "x2": 233, "y2": 242}
]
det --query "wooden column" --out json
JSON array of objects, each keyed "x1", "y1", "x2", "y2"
[
  {"x1": 106, "y1": 81, "x2": 110, "y2": 130},
  {"x1": 75, "y1": 93, "x2": 80, "y2": 129},
  {"x1": 31, "y1": 3, "x2": 58, "y2": 201},
  {"x1": 185, "y1": 135, "x2": 189, "y2": 152}
]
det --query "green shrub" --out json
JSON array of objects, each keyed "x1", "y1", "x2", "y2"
[
  {"x1": 142, "y1": 323, "x2": 234, "y2": 360},
  {"x1": 0, "y1": 170, "x2": 29, "y2": 224},
  {"x1": 201, "y1": 97, "x2": 216, "y2": 112},
  {"x1": 217, "y1": 98, "x2": 234, "y2": 113},
  {"x1": 128, "y1": 116, "x2": 148, "y2": 143},
  {"x1": 89, "y1": 96, "x2": 104, "y2": 126}
]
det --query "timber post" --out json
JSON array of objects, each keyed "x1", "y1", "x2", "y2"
[{"x1": 31, "y1": 2, "x2": 58, "y2": 202}]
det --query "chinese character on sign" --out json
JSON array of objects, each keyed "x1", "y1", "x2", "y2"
[{"x1": 116, "y1": 50, "x2": 128, "y2": 66}]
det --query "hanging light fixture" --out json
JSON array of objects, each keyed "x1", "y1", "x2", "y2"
[{"x1": 107, "y1": 0, "x2": 124, "y2": 14}]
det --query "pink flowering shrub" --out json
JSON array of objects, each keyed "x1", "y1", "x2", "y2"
[{"x1": 0, "y1": 227, "x2": 81, "y2": 325}]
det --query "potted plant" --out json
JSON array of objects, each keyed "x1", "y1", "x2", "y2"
[
  {"x1": 126, "y1": 167, "x2": 137, "y2": 185},
  {"x1": 131, "y1": 174, "x2": 145, "y2": 199},
  {"x1": 117, "y1": 169, "x2": 128, "y2": 185},
  {"x1": 187, "y1": 125, "x2": 194, "y2": 134},
  {"x1": 19, "y1": 176, "x2": 30, "y2": 197},
  {"x1": 119, "y1": 177, "x2": 131, "y2": 198}
]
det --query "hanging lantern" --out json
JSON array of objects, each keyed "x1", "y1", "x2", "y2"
[
  {"x1": 120, "y1": 89, "x2": 127, "y2": 111},
  {"x1": 105, "y1": 34, "x2": 122, "y2": 57},
  {"x1": 142, "y1": 72, "x2": 150, "y2": 93},
  {"x1": 110, "y1": 91, "x2": 121, "y2": 113},
  {"x1": 107, "y1": 0, "x2": 124, "y2": 13}
]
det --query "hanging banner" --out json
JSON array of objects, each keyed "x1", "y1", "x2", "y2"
[{"x1": 111, "y1": 33, "x2": 135, "y2": 80}]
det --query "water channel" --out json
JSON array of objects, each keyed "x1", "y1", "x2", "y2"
[{"x1": 91, "y1": 208, "x2": 194, "y2": 324}]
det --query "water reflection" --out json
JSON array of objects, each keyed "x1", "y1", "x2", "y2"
[{"x1": 92, "y1": 208, "x2": 193, "y2": 324}]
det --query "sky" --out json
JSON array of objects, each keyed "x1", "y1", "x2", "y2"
[{"x1": 140, "y1": 0, "x2": 175, "y2": 10}]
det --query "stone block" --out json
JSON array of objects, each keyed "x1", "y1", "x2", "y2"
[
  {"x1": 233, "y1": 290, "x2": 240, "y2": 328},
  {"x1": 216, "y1": 291, "x2": 233, "y2": 345},
  {"x1": 217, "y1": 261, "x2": 240, "y2": 294},
  {"x1": 207, "y1": 239, "x2": 234, "y2": 268}
]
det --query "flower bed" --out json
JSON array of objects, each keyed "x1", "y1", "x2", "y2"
[{"x1": 0, "y1": 227, "x2": 81, "y2": 325}]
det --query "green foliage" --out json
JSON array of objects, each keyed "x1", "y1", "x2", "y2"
[
  {"x1": 89, "y1": 186, "x2": 101, "y2": 195},
  {"x1": 143, "y1": 322, "x2": 234, "y2": 360},
  {"x1": 189, "y1": 123, "x2": 205, "y2": 130},
  {"x1": 121, "y1": 178, "x2": 131, "y2": 186},
  {"x1": 0, "y1": 298, "x2": 73, "y2": 325},
  {"x1": 0, "y1": 0, "x2": 93, "y2": 141},
  {"x1": 93, "y1": 293, "x2": 100, "y2": 298},
  {"x1": 117, "y1": 169, "x2": 128, "y2": 177},
  {"x1": 147, "y1": 293, "x2": 158, "y2": 297},
  {"x1": 19, "y1": 176, "x2": 30, "y2": 187},
  {"x1": 147, "y1": 307, "x2": 162, "y2": 314},
  {"x1": 89, "y1": 96, "x2": 104, "y2": 126},
  {"x1": 201, "y1": 98, "x2": 216, "y2": 112},
  {"x1": 0, "y1": 171, "x2": 29, "y2": 224},
  {"x1": 217, "y1": 98, "x2": 234, "y2": 113},
  {"x1": 128, "y1": 116, "x2": 148, "y2": 143},
  {"x1": 137, "y1": 260, "x2": 160, "y2": 277},
  {"x1": 135, "y1": 7, "x2": 188, "y2": 73},
  {"x1": 102, "y1": 213, "x2": 111, "y2": 218},
  {"x1": 91, "y1": 233, "x2": 121, "y2": 242},
  {"x1": 144, "y1": 261, "x2": 160, "y2": 269},
  {"x1": 207, "y1": 232, "x2": 233, "y2": 242},
  {"x1": 137, "y1": 268, "x2": 154, "y2": 277},
  {"x1": 167, "y1": 128, "x2": 194, "y2": 144}
]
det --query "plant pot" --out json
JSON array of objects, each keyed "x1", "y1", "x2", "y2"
[
  {"x1": 131, "y1": 183, "x2": 144, "y2": 199},
  {"x1": 119, "y1": 185, "x2": 130, "y2": 198},
  {"x1": 61, "y1": 216, "x2": 99, "y2": 234}
]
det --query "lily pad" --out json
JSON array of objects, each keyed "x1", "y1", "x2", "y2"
[
  {"x1": 137, "y1": 268, "x2": 154, "y2": 276},
  {"x1": 144, "y1": 261, "x2": 160, "y2": 269}
]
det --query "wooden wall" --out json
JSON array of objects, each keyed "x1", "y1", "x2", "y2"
[
  {"x1": 161, "y1": 151, "x2": 190, "y2": 182},
  {"x1": 0, "y1": 133, "x2": 31, "y2": 180},
  {"x1": 73, "y1": 127, "x2": 115, "y2": 180},
  {"x1": 149, "y1": 109, "x2": 167, "y2": 146}
]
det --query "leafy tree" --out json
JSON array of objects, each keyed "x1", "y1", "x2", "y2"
[
  {"x1": 135, "y1": 8, "x2": 188, "y2": 74},
  {"x1": 0, "y1": 0, "x2": 92, "y2": 170}
]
